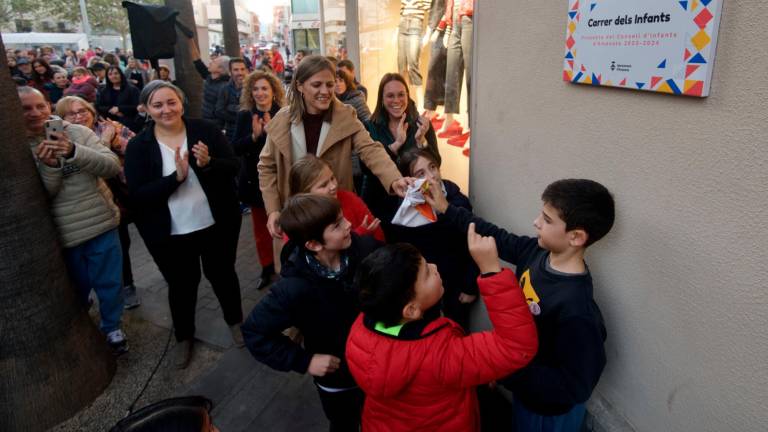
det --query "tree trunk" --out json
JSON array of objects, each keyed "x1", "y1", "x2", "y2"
[
  {"x1": 0, "y1": 35, "x2": 116, "y2": 431},
  {"x1": 220, "y1": 0, "x2": 240, "y2": 58},
  {"x1": 166, "y1": 0, "x2": 203, "y2": 118}
]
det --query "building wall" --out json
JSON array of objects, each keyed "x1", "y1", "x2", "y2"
[{"x1": 471, "y1": 2, "x2": 768, "y2": 431}]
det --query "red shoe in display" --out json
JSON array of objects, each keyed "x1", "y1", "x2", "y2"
[
  {"x1": 437, "y1": 122, "x2": 463, "y2": 138},
  {"x1": 430, "y1": 116, "x2": 445, "y2": 129},
  {"x1": 447, "y1": 131, "x2": 470, "y2": 147},
  {"x1": 462, "y1": 147, "x2": 470, "y2": 157}
]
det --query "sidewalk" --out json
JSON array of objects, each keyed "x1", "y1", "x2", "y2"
[{"x1": 51, "y1": 215, "x2": 327, "y2": 431}]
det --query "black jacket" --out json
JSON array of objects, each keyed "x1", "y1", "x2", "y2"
[
  {"x1": 214, "y1": 80, "x2": 241, "y2": 142},
  {"x1": 193, "y1": 59, "x2": 230, "y2": 126},
  {"x1": 361, "y1": 114, "x2": 440, "y2": 221},
  {"x1": 96, "y1": 84, "x2": 140, "y2": 132},
  {"x1": 385, "y1": 180, "x2": 478, "y2": 328},
  {"x1": 242, "y1": 235, "x2": 381, "y2": 389},
  {"x1": 124, "y1": 118, "x2": 241, "y2": 247},
  {"x1": 232, "y1": 102, "x2": 281, "y2": 206}
]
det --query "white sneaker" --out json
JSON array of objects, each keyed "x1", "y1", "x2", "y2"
[{"x1": 106, "y1": 329, "x2": 129, "y2": 355}]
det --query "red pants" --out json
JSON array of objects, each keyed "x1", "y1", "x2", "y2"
[{"x1": 250, "y1": 206, "x2": 274, "y2": 267}]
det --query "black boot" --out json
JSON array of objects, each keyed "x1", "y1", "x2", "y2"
[{"x1": 256, "y1": 264, "x2": 275, "y2": 290}]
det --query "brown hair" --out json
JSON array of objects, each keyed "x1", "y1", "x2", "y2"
[
  {"x1": 279, "y1": 194, "x2": 341, "y2": 246},
  {"x1": 397, "y1": 149, "x2": 441, "y2": 177},
  {"x1": 72, "y1": 66, "x2": 90, "y2": 77},
  {"x1": 289, "y1": 155, "x2": 334, "y2": 195},
  {"x1": 240, "y1": 71, "x2": 286, "y2": 111},
  {"x1": 370, "y1": 72, "x2": 418, "y2": 125},
  {"x1": 335, "y1": 68, "x2": 357, "y2": 93},
  {"x1": 288, "y1": 55, "x2": 336, "y2": 123}
]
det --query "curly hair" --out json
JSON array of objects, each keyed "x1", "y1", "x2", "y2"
[{"x1": 240, "y1": 70, "x2": 286, "y2": 111}]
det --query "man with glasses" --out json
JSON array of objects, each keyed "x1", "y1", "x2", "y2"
[{"x1": 19, "y1": 86, "x2": 129, "y2": 355}]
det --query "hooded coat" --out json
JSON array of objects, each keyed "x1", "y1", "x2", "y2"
[{"x1": 346, "y1": 269, "x2": 538, "y2": 432}]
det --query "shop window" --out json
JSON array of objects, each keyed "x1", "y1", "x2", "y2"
[{"x1": 293, "y1": 28, "x2": 321, "y2": 54}]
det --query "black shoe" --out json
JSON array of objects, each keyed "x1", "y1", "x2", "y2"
[{"x1": 256, "y1": 264, "x2": 275, "y2": 290}]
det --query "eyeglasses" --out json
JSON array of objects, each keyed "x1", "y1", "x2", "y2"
[{"x1": 65, "y1": 109, "x2": 91, "y2": 120}]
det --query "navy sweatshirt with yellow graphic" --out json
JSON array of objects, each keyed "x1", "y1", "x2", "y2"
[{"x1": 440, "y1": 205, "x2": 607, "y2": 416}]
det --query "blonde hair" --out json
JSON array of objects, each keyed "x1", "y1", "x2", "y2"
[
  {"x1": 288, "y1": 55, "x2": 336, "y2": 123},
  {"x1": 55, "y1": 96, "x2": 97, "y2": 125},
  {"x1": 240, "y1": 71, "x2": 286, "y2": 111},
  {"x1": 289, "y1": 154, "x2": 334, "y2": 195}
]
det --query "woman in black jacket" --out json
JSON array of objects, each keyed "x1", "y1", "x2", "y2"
[
  {"x1": 96, "y1": 66, "x2": 140, "y2": 132},
  {"x1": 361, "y1": 72, "x2": 440, "y2": 225},
  {"x1": 124, "y1": 82, "x2": 243, "y2": 369},
  {"x1": 232, "y1": 71, "x2": 285, "y2": 289}
]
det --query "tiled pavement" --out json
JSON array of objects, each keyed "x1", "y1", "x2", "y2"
[{"x1": 127, "y1": 215, "x2": 328, "y2": 431}]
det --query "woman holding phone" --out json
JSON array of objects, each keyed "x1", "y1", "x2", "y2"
[{"x1": 125, "y1": 82, "x2": 244, "y2": 369}]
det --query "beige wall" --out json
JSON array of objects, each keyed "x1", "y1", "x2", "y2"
[{"x1": 471, "y1": 1, "x2": 767, "y2": 431}]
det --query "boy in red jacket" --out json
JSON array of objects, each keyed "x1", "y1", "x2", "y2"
[{"x1": 345, "y1": 224, "x2": 538, "y2": 432}]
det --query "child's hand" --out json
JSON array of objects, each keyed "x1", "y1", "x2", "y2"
[
  {"x1": 467, "y1": 223, "x2": 502, "y2": 274},
  {"x1": 360, "y1": 214, "x2": 381, "y2": 234},
  {"x1": 308, "y1": 354, "x2": 340, "y2": 377},
  {"x1": 423, "y1": 178, "x2": 449, "y2": 214},
  {"x1": 458, "y1": 293, "x2": 477, "y2": 304}
]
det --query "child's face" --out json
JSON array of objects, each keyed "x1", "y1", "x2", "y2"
[
  {"x1": 309, "y1": 165, "x2": 338, "y2": 198},
  {"x1": 409, "y1": 258, "x2": 444, "y2": 316},
  {"x1": 320, "y1": 212, "x2": 352, "y2": 252},
  {"x1": 533, "y1": 202, "x2": 571, "y2": 253},
  {"x1": 410, "y1": 156, "x2": 441, "y2": 183},
  {"x1": 54, "y1": 72, "x2": 68, "y2": 87},
  {"x1": 73, "y1": 71, "x2": 85, "y2": 79}
]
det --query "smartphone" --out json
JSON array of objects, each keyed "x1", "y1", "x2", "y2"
[{"x1": 44, "y1": 119, "x2": 63, "y2": 141}]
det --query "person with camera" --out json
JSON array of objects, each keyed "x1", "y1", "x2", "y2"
[{"x1": 19, "y1": 86, "x2": 127, "y2": 354}]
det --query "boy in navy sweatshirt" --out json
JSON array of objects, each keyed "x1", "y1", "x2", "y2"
[{"x1": 425, "y1": 178, "x2": 615, "y2": 432}]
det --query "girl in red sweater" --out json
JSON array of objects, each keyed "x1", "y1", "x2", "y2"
[{"x1": 289, "y1": 155, "x2": 385, "y2": 242}]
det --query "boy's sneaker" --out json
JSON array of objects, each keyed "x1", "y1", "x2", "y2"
[
  {"x1": 123, "y1": 284, "x2": 141, "y2": 310},
  {"x1": 106, "y1": 329, "x2": 129, "y2": 355}
]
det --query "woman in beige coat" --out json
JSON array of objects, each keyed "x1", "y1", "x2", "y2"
[{"x1": 258, "y1": 55, "x2": 411, "y2": 238}]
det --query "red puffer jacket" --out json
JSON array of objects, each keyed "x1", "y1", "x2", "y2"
[{"x1": 346, "y1": 269, "x2": 538, "y2": 432}]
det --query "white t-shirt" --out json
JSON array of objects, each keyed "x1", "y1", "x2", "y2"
[{"x1": 158, "y1": 139, "x2": 215, "y2": 235}]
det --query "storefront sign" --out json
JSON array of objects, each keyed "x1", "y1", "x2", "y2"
[{"x1": 563, "y1": 0, "x2": 723, "y2": 97}]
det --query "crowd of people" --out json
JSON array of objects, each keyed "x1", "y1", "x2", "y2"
[{"x1": 14, "y1": 43, "x2": 615, "y2": 432}]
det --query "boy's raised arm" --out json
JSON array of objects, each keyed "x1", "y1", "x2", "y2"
[
  {"x1": 434, "y1": 225, "x2": 538, "y2": 388},
  {"x1": 424, "y1": 179, "x2": 536, "y2": 265}
]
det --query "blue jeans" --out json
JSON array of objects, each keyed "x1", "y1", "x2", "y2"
[
  {"x1": 514, "y1": 402, "x2": 586, "y2": 432},
  {"x1": 63, "y1": 228, "x2": 124, "y2": 333}
]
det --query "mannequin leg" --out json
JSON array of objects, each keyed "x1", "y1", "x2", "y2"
[
  {"x1": 439, "y1": 113, "x2": 456, "y2": 133},
  {"x1": 412, "y1": 85, "x2": 424, "y2": 112}
]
